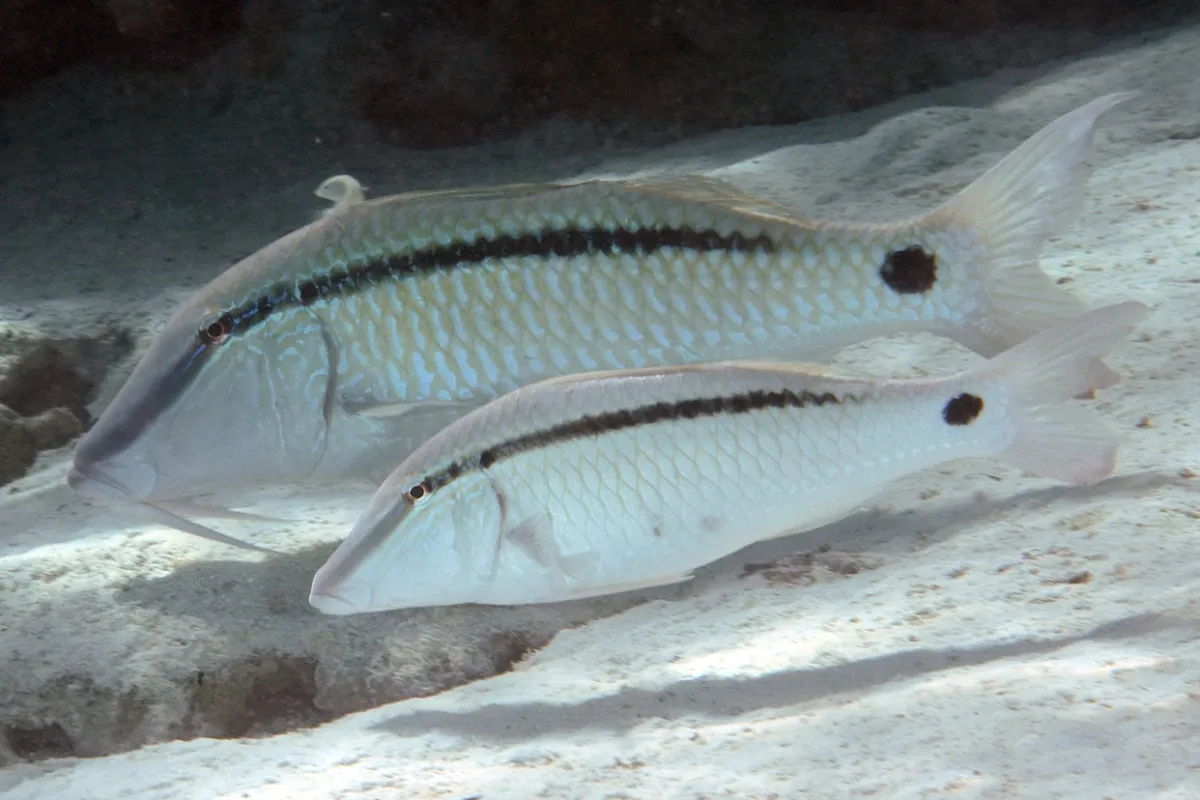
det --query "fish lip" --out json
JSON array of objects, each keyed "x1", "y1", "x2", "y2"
[{"x1": 310, "y1": 545, "x2": 381, "y2": 614}]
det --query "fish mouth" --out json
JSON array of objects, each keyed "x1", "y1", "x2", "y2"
[{"x1": 308, "y1": 499, "x2": 408, "y2": 614}]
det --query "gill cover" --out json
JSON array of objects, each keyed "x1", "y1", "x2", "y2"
[{"x1": 72, "y1": 287, "x2": 338, "y2": 508}]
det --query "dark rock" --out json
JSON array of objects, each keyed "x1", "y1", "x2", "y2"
[
  {"x1": 23, "y1": 407, "x2": 85, "y2": 452},
  {"x1": 0, "y1": 328, "x2": 133, "y2": 425},
  {"x1": 3, "y1": 721, "x2": 76, "y2": 762},
  {"x1": 0, "y1": 0, "x2": 1189, "y2": 143},
  {"x1": 98, "y1": 0, "x2": 245, "y2": 70},
  {"x1": 800, "y1": 0, "x2": 1148, "y2": 32},
  {"x1": 361, "y1": 30, "x2": 511, "y2": 148},
  {"x1": 179, "y1": 654, "x2": 330, "y2": 740},
  {"x1": 0, "y1": 416, "x2": 37, "y2": 485},
  {"x1": 242, "y1": 0, "x2": 291, "y2": 78},
  {"x1": 0, "y1": 674, "x2": 151, "y2": 761},
  {"x1": 349, "y1": 0, "x2": 1183, "y2": 147},
  {"x1": 0, "y1": 0, "x2": 120, "y2": 99},
  {"x1": 0, "y1": 342, "x2": 95, "y2": 423},
  {"x1": 0, "y1": 329, "x2": 133, "y2": 486}
]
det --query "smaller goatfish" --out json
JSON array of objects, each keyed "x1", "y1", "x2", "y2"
[{"x1": 309, "y1": 300, "x2": 1147, "y2": 614}]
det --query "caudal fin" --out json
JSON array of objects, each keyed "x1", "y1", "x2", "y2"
[
  {"x1": 926, "y1": 92, "x2": 1138, "y2": 358},
  {"x1": 970, "y1": 300, "x2": 1147, "y2": 485}
]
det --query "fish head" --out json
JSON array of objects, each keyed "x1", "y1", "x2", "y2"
[
  {"x1": 309, "y1": 468, "x2": 504, "y2": 614},
  {"x1": 69, "y1": 287, "x2": 337, "y2": 510}
]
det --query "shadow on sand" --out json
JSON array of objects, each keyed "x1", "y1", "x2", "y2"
[{"x1": 369, "y1": 610, "x2": 1189, "y2": 742}]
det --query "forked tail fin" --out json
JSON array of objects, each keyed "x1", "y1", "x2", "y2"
[
  {"x1": 968, "y1": 300, "x2": 1147, "y2": 485},
  {"x1": 926, "y1": 92, "x2": 1138, "y2": 359}
]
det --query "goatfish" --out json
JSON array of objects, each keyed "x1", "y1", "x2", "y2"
[
  {"x1": 309, "y1": 301, "x2": 1147, "y2": 614},
  {"x1": 67, "y1": 93, "x2": 1134, "y2": 549}
]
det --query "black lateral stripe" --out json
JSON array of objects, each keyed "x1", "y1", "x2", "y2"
[
  {"x1": 424, "y1": 387, "x2": 855, "y2": 492},
  {"x1": 223, "y1": 224, "x2": 777, "y2": 337}
]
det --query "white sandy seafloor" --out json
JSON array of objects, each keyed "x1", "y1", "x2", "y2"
[{"x1": 2, "y1": 13, "x2": 1200, "y2": 800}]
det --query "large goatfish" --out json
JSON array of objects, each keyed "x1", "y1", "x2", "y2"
[
  {"x1": 68, "y1": 93, "x2": 1135, "y2": 548},
  {"x1": 309, "y1": 301, "x2": 1146, "y2": 614}
]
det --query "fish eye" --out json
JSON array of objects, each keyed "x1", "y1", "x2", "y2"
[
  {"x1": 405, "y1": 478, "x2": 433, "y2": 504},
  {"x1": 199, "y1": 313, "x2": 234, "y2": 345}
]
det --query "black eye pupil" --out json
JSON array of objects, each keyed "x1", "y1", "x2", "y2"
[
  {"x1": 409, "y1": 484, "x2": 426, "y2": 501},
  {"x1": 201, "y1": 314, "x2": 232, "y2": 344}
]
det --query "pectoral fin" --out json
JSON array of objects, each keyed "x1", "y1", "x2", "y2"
[
  {"x1": 342, "y1": 397, "x2": 485, "y2": 451},
  {"x1": 506, "y1": 513, "x2": 597, "y2": 587},
  {"x1": 504, "y1": 513, "x2": 695, "y2": 600},
  {"x1": 343, "y1": 398, "x2": 475, "y2": 419}
]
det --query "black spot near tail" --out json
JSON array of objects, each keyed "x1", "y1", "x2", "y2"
[
  {"x1": 943, "y1": 393, "x2": 984, "y2": 426},
  {"x1": 880, "y1": 246, "x2": 937, "y2": 294}
]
